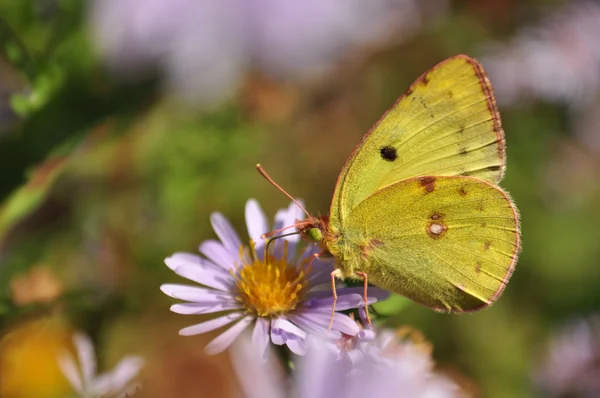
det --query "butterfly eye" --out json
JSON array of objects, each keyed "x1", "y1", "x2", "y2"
[
  {"x1": 307, "y1": 228, "x2": 323, "y2": 242},
  {"x1": 380, "y1": 146, "x2": 398, "y2": 162}
]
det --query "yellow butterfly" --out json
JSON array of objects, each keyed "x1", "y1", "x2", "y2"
[{"x1": 260, "y1": 54, "x2": 521, "y2": 316}]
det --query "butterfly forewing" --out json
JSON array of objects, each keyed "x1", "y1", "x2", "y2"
[{"x1": 330, "y1": 55, "x2": 505, "y2": 226}]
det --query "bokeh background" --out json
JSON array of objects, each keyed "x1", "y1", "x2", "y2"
[{"x1": 1, "y1": 1, "x2": 600, "y2": 397}]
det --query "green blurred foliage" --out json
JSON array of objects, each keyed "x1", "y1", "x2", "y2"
[{"x1": 0, "y1": 1, "x2": 599, "y2": 397}]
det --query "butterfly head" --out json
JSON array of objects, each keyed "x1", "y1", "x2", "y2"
[
  {"x1": 297, "y1": 215, "x2": 331, "y2": 245},
  {"x1": 306, "y1": 227, "x2": 323, "y2": 242},
  {"x1": 255, "y1": 164, "x2": 331, "y2": 245}
]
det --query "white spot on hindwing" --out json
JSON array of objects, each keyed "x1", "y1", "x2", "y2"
[
  {"x1": 426, "y1": 214, "x2": 448, "y2": 239},
  {"x1": 430, "y1": 223, "x2": 444, "y2": 234}
]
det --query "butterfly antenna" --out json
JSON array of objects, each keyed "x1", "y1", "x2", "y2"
[
  {"x1": 265, "y1": 231, "x2": 301, "y2": 257},
  {"x1": 261, "y1": 223, "x2": 299, "y2": 240},
  {"x1": 256, "y1": 164, "x2": 311, "y2": 218}
]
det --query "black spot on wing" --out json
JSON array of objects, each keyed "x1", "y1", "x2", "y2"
[{"x1": 380, "y1": 146, "x2": 398, "y2": 162}]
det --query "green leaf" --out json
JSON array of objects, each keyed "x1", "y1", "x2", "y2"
[
  {"x1": 0, "y1": 154, "x2": 69, "y2": 243},
  {"x1": 372, "y1": 293, "x2": 409, "y2": 316}
]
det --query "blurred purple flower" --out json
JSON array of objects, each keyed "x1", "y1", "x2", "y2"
[
  {"x1": 481, "y1": 2, "x2": 600, "y2": 108},
  {"x1": 534, "y1": 316, "x2": 600, "y2": 397},
  {"x1": 482, "y1": 2, "x2": 600, "y2": 202},
  {"x1": 58, "y1": 332, "x2": 144, "y2": 398},
  {"x1": 89, "y1": 0, "x2": 448, "y2": 107},
  {"x1": 334, "y1": 306, "x2": 377, "y2": 364},
  {"x1": 161, "y1": 199, "x2": 387, "y2": 356},
  {"x1": 232, "y1": 325, "x2": 461, "y2": 398}
]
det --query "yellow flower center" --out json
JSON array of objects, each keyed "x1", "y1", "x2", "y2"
[{"x1": 234, "y1": 241, "x2": 311, "y2": 317}]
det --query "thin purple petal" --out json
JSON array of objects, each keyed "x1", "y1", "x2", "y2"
[
  {"x1": 57, "y1": 352, "x2": 83, "y2": 394},
  {"x1": 271, "y1": 201, "x2": 304, "y2": 260},
  {"x1": 286, "y1": 335, "x2": 307, "y2": 355},
  {"x1": 160, "y1": 284, "x2": 232, "y2": 302},
  {"x1": 269, "y1": 318, "x2": 309, "y2": 347},
  {"x1": 358, "y1": 306, "x2": 371, "y2": 328},
  {"x1": 204, "y1": 315, "x2": 254, "y2": 355},
  {"x1": 245, "y1": 199, "x2": 269, "y2": 246},
  {"x1": 164, "y1": 252, "x2": 206, "y2": 271},
  {"x1": 302, "y1": 294, "x2": 364, "y2": 312},
  {"x1": 252, "y1": 317, "x2": 270, "y2": 363},
  {"x1": 307, "y1": 286, "x2": 389, "y2": 302},
  {"x1": 92, "y1": 356, "x2": 144, "y2": 395},
  {"x1": 165, "y1": 252, "x2": 224, "y2": 274},
  {"x1": 210, "y1": 212, "x2": 243, "y2": 253},
  {"x1": 270, "y1": 328, "x2": 286, "y2": 346},
  {"x1": 290, "y1": 311, "x2": 359, "y2": 335},
  {"x1": 199, "y1": 240, "x2": 239, "y2": 271},
  {"x1": 297, "y1": 340, "x2": 346, "y2": 398},
  {"x1": 329, "y1": 313, "x2": 361, "y2": 335},
  {"x1": 286, "y1": 314, "x2": 326, "y2": 335},
  {"x1": 170, "y1": 300, "x2": 241, "y2": 315},
  {"x1": 358, "y1": 329, "x2": 375, "y2": 341},
  {"x1": 308, "y1": 268, "x2": 335, "y2": 286},
  {"x1": 274, "y1": 201, "x2": 304, "y2": 236},
  {"x1": 73, "y1": 332, "x2": 96, "y2": 385},
  {"x1": 171, "y1": 265, "x2": 233, "y2": 293},
  {"x1": 287, "y1": 313, "x2": 344, "y2": 338},
  {"x1": 165, "y1": 254, "x2": 234, "y2": 292},
  {"x1": 271, "y1": 318, "x2": 307, "y2": 339},
  {"x1": 230, "y1": 336, "x2": 285, "y2": 398},
  {"x1": 178, "y1": 312, "x2": 243, "y2": 336}
]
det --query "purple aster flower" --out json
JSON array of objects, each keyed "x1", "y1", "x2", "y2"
[
  {"x1": 89, "y1": 0, "x2": 449, "y2": 107},
  {"x1": 534, "y1": 316, "x2": 600, "y2": 397},
  {"x1": 334, "y1": 306, "x2": 378, "y2": 364},
  {"x1": 231, "y1": 325, "x2": 462, "y2": 398},
  {"x1": 57, "y1": 332, "x2": 144, "y2": 398},
  {"x1": 161, "y1": 199, "x2": 387, "y2": 356},
  {"x1": 481, "y1": 1, "x2": 600, "y2": 108}
]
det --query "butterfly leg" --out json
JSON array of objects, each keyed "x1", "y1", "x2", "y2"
[
  {"x1": 328, "y1": 268, "x2": 343, "y2": 332},
  {"x1": 354, "y1": 271, "x2": 373, "y2": 330}
]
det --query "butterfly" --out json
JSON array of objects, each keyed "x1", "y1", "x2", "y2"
[{"x1": 260, "y1": 54, "x2": 521, "y2": 317}]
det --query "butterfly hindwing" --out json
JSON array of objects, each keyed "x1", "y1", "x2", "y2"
[{"x1": 334, "y1": 176, "x2": 520, "y2": 312}]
